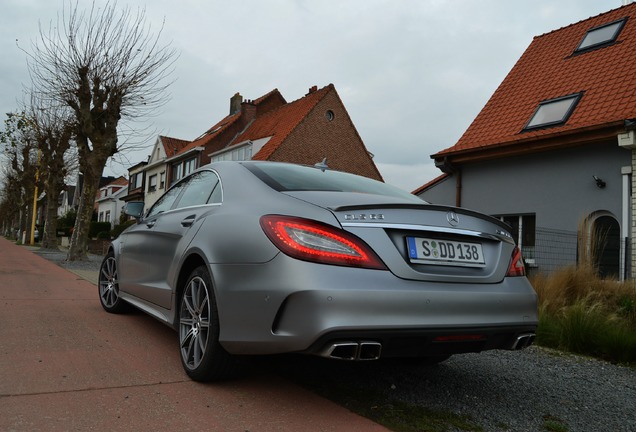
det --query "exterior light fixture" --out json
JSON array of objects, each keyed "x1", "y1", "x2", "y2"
[{"x1": 593, "y1": 175, "x2": 606, "y2": 189}]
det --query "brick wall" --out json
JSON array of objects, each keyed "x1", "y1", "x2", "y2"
[{"x1": 267, "y1": 88, "x2": 383, "y2": 181}]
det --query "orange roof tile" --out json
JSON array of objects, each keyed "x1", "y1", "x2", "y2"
[
  {"x1": 160, "y1": 135, "x2": 191, "y2": 158},
  {"x1": 433, "y1": 3, "x2": 636, "y2": 161},
  {"x1": 108, "y1": 176, "x2": 129, "y2": 187},
  {"x1": 237, "y1": 85, "x2": 332, "y2": 160},
  {"x1": 172, "y1": 89, "x2": 288, "y2": 158}
]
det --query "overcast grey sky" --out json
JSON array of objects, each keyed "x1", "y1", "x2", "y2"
[{"x1": 0, "y1": 0, "x2": 622, "y2": 191}]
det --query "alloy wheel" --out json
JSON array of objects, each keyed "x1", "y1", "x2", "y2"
[
  {"x1": 99, "y1": 256, "x2": 120, "y2": 308},
  {"x1": 180, "y1": 276, "x2": 211, "y2": 370}
]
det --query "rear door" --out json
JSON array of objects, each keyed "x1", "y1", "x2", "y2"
[{"x1": 119, "y1": 170, "x2": 221, "y2": 308}]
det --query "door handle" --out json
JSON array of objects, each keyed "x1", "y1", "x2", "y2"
[
  {"x1": 146, "y1": 220, "x2": 156, "y2": 228},
  {"x1": 181, "y1": 215, "x2": 196, "y2": 227}
]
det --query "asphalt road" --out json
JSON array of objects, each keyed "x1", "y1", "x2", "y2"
[{"x1": 0, "y1": 237, "x2": 388, "y2": 432}]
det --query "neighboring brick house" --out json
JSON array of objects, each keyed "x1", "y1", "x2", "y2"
[
  {"x1": 416, "y1": 3, "x2": 636, "y2": 279},
  {"x1": 164, "y1": 84, "x2": 382, "y2": 187}
]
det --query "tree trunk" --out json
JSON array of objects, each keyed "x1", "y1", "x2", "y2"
[
  {"x1": 68, "y1": 174, "x2": 98, "y2": 260},
  {"x1": 23, "y1": 196, "x2": 33, "y2": 245},
  {"x1": 41, "y1": 183, "x2": 62, "y2": 250},
  {"x1": 67, "y1": 144, "x2": 110, "y2": 261}
]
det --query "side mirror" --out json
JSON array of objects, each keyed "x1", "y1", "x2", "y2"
[{"x1": 124, "y1": 201, "x2": 145, "y2": 221}]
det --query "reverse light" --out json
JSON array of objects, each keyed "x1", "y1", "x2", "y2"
[
  {"x1": 260, "y1": 215, "x2": 387, "y2": 270},
  {"x1": 506, "y1": 246, "x2": 526, "y2": 277}
]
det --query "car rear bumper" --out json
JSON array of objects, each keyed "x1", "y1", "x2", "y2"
[
  {"x1": 211, "y1": 254, "x2": 538, "y2": 356},
  {"x1": 303, "y1": 326, "x2": 538, "y2": 359}
]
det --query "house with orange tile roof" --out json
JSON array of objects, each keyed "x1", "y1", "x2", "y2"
[
  {"x1": 96, "y1": 176, "x2": 129, "y2": 228},
  {"x1": 416, "y1": 3, "x2": 636, "y2": 279},
  {"x1": 164, "y1": 84, "x2": 382, "y2": 188}
]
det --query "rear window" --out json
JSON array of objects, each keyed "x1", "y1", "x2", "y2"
[{"x1": 244, "y1": 162, "x2": 423, "y2": 203}]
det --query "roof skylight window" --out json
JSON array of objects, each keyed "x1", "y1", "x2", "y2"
[
  {"x1": 523, "y1": 93, "x2": 582, "y2": 131},
  {"x1": 575, "y1": 18, "x2": 626, "y2": 53}
]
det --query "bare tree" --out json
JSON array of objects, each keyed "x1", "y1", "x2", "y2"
[
  {"x1": 25, "y1": 99, "x2": 77, "y2": 250},
  {"x1": 0, "y1": 112, "x2": 40, "y2": 244},
  {"x1": 0, "y1": 168, "x2": 23, "y2": 238},
  {"x1": 26, "y1": 1, "x2": 176, "y2": 260}
]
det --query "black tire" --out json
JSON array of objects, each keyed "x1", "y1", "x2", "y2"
[
  {"x1": 98, "y1": 251, "x2": 128, "y2": 313},
  {"x1": 178, "y1": 265, "x2": 237, "y2": 381}
]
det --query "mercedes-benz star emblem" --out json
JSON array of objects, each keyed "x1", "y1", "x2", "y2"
[{"x1": 447, "y1": 211, "x2": 459, "y2": 226}]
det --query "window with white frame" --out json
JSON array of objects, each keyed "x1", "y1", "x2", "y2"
[
  {"x1": 184, "y1": 158, "x2": 196, "y2": 176},
  {"x1": 159, "y1": 172, "x2": 165, "y2": 189},
  {"x1": 148, "y1": 174, "x2": 157, "y2": 192},
  {"x1": 497, "y1": 214, "x2": 536, "y2": 261},
  {"x1": 211, "y1": 144, "x2": 253, "y2": 162},
  {"x1": 172, "y1": 163, "x2": 183, "y2": 184},
  {"x1": 172, "y1": 158, "x2": 198, "y2": 184}
]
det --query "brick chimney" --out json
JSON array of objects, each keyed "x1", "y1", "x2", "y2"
[
  {"x1": 306, "y1": 85, "x2": 318, "y2": 95},
  {"x1": 240, "y1": 100, "x2": 257, "y2": 126},
  {"x1": 230, "y1": 92, "x2": 243, "y2": 115}
]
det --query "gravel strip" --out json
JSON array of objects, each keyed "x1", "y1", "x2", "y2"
[
  {"x1": 389, "y1": 348, "x2": 635, "y2": 432},
  {"x1": 276, "y1": 341, "x2": 636, "y2": 432},
  {"x1": 32, "y1": 247, "x2": 103, "y2": 271},
  {"x1": 277, "y1": 338, "x2": 636, "y2": 432}
]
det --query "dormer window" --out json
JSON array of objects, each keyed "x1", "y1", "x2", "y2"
[
  {"x1": 523, "y1": 93, "x2": 583, "y2": 131},
  {"x1": 575, "y1": 18, "x2": 626, "y2": 53}
]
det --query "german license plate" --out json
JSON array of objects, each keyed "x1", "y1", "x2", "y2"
[{"x1": 407, "y1": 237, "x2": 485, "y2": 267}]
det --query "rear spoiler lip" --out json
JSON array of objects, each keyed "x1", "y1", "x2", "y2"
[{"x1": 330, "y1": 203, "x2": 513, "y2": 233}]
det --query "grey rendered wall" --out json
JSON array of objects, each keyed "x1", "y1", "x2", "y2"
[
  {"x1": 417, "y1": 175, "x2": 457, "y2": 205},
  {"x1": 418, "y1": 142, "x2": 631, "y2": 273}
]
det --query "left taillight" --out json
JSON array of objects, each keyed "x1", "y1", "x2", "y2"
[
  {"x1": 506, "y1": 246, "x2": 526, "y2": 277},
  {"x1": 260, "y1": 215, "x2": 387, "y2": 270}
]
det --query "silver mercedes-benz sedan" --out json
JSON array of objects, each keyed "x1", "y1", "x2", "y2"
[{"x1": 98, "y1": 161, "x2": 538, "y2": 381}]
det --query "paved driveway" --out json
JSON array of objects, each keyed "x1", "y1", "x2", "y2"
[{"x1": 0, "y1": 237, "x2": 387, "y2": 431}]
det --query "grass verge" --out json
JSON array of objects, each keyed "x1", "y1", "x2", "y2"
[{"x1": 531, "y1": 264, "x2": 636, "y2": 365}]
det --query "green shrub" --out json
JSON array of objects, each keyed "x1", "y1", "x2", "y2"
[
  {"x1": 58, "y1": 209, "x2": 77, "y2": 236},
  {"x1": 96, "y1": 231, "x2": 111, "y2": 239},
  {"x1": 90, "y1": 221, "x2": 112, "y2": 238}
]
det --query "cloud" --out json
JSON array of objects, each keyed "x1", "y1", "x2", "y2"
[{"x1": 0, "y1": 0, "x2": 613, "y2": 189}]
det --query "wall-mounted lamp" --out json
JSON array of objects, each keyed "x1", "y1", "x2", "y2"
[{"x1": 593, "y1": 175, "x2": 606, "y2": 189}]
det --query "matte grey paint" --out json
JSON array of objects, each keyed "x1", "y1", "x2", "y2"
[{"x1": 108, "y1": 161, "x2": 538, "y2": 358}]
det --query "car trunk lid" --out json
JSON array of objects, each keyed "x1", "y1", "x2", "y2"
[{"x1": 283, "y1": 191, "x2": 516, "y2": 283}]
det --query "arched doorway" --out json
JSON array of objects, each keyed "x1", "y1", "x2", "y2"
[{"x1": 591, "y1": 214, "x2": 620, "y2": 279}]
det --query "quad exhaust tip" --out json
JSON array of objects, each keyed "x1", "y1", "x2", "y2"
[
  {"x1": 512, "y1": 333, "x2": 536, "y2": 350},
  {"x1": 322, "y1": 341, "x2": 382, "y2": 361}
]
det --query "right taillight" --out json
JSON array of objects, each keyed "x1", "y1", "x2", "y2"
[{"x1": 506, "y1": 246, "x2": 526, "y2": 277}]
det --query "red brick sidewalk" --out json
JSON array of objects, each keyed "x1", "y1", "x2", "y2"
[{"x1": 0, "y1": 237, "x2": 388, "y2": 431}]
